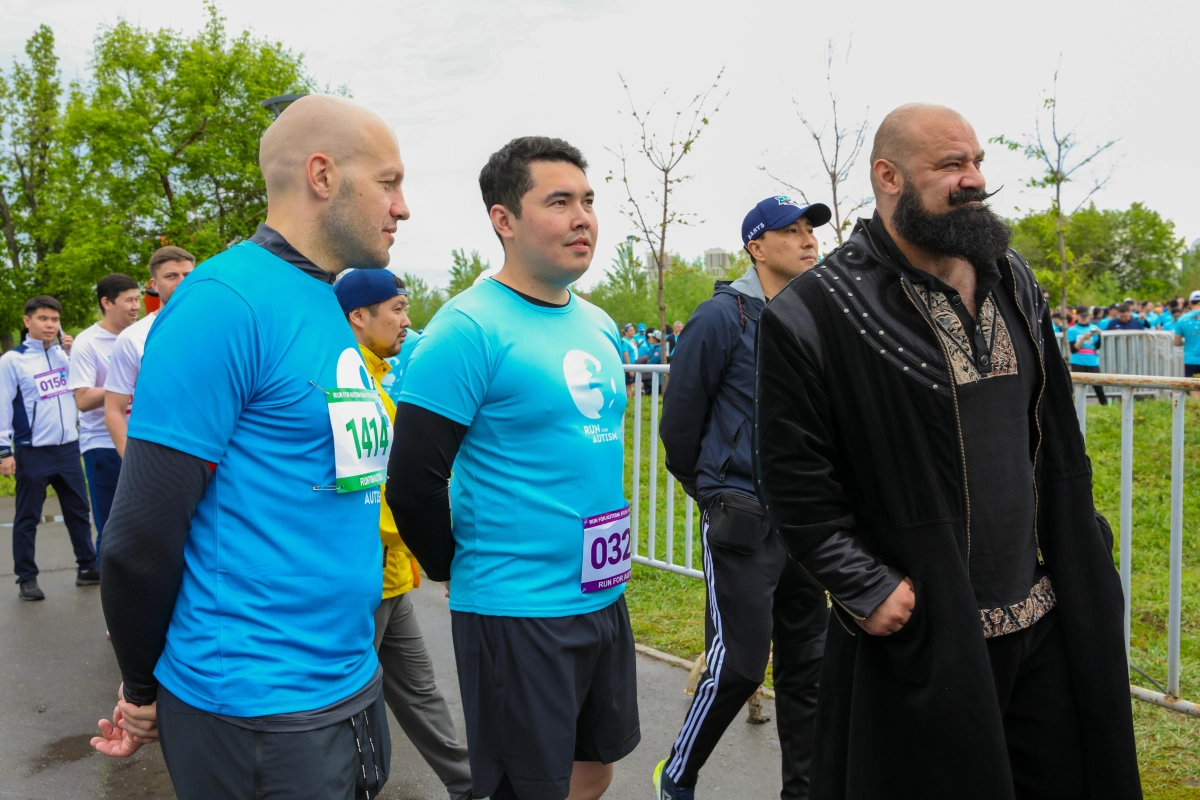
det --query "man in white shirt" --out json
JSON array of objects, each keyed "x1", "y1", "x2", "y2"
[
  {"x1": 68, "y1": 274, "x2": 141, "y2": 554},
  {"x1": 104, "y1": 247, "x2": 194, "y2": 457}
]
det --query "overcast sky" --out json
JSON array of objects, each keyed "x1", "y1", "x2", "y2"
[{"x1": 2, "y1": 0, "x2": 1197, "y2": 289}]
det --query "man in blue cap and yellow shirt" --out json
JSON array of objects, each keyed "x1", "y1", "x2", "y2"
[
  {"x1": 334, "y1": 268, "x2": 474, "y2": 800},
  {"x1": 655, "y1": 195, "x2": 833, "y2": 800}
]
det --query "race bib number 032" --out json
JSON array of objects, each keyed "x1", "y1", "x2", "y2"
[
  {"x1": 581, "y1": 506, "x2": 632, "y2": 593},
  {"x1": 324, "y1": 387, "x2": 392, "y2": 493}
]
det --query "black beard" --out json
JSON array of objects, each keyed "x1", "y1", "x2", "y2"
[{"x1": 891, "y1": 181, "x2": 1012, "y2": 269}]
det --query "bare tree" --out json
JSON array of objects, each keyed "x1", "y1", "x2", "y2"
[
  {"x1": 759, "y1": 40, "x2": 870, "y2": 246},
  {"x1": 992, "y1": 61, "x2": 1118, "y2": 353},
  {"x1": 607, "y1": 69, "x2": 726, "y2": 338}
]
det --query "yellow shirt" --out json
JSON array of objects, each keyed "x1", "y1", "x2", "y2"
[{"x1": 359, "y1": 344, "x2": 419, "y2": 599}]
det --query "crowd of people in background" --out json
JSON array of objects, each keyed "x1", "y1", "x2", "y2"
[
  {"x1": 618, "y1": 320, "x2": 684, "y2": 396},
  {"x1": 1050, "y1": 289, "x2": 1200, "y2": 405}
]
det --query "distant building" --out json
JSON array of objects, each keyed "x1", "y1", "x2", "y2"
[
  {"x1": 704, "y1": 248, "x2": 731, "y2": 276},
  {"x1": 1190, "y1": 238, "x2": 1200, "y2": 254}
]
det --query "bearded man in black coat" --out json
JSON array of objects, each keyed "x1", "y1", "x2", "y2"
[{"x1": 753, "y1": 104, "x2": 1141, "y2": 800}]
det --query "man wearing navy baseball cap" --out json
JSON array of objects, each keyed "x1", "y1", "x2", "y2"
[
  {"x1": 334, "y1": 268, "x2": 476, "y2": 800},
  {"x1": 654, "y1": 195, "x2": 832, "y2": 800}
]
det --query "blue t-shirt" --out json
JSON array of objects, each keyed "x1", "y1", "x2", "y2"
[
  {"x1": 382, "y1": 327, "x2": 423, "y2": 404},
  {"x1": 400, "y1": 279, "x2": 629, "y2": 617},
  {"x1": 129, "y1": 242, "x2": 381, "y2": 717},
  {"x1": 1174, "y1": 311, "x2": 1200, "y2": 365},
  {"x1": 619, "y1": 337, "x2": 638, "y2": 365},
  {"x1": 1067, "y1": 323, "x2": 1102, "y2": 367},
  {"x1": 1097, "y1": 317, "x2": 1113, "y2": 330}
]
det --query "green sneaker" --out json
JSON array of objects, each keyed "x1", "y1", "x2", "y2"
[
  {"x1": 653, "y1": 759, "x2": 667, "y2": 799},
  {"x1": 653, "y1": 759, "x2": 694, "y2": 799}
]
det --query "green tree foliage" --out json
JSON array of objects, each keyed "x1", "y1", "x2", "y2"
[
  {"x1": 1178, "y1": 248, "x2": 1200, "y2": 298},
  {"x1": 65, "y1": 4, "x2": 314, "y2": 274},
  {"x1": 587, "y1": 242, "x2": 724, "y2": 329},
  {"x1": 0, "y1": 24, "x2": 70, "y2": 343},
  {"x1": 0, "y1": 6, "x2": 316, "y2": 345},
  {"x1": 401, "y1": 272, "x2": 444, "y2": 330},
  {"x1": 1010, "y1": 203, "x2": 1185, "y2": 302},
  {"x1": 586, "y1": 241, "x2": 655, "y2": 326},
  {"x1": 447, "y1": 248, "x2": 489, "y2": 296}
]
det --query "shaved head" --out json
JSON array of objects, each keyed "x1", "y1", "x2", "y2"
[
  {"x1": 257, "y1": 94, "x2": 409, "y2": 273},
  {"x1": 260, "y1": 95, "x2": 396, "y2": 199},
  {"x1": 870, "y1": 104, "x2": 969, "y2": 191}
]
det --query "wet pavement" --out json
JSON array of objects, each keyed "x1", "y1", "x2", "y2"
[{"x1": 1, "y1": 496, "x2": 782, "y2": 799}]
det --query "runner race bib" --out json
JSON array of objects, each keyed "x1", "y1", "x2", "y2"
[
  {"x1": 581, "y1": 506, "x2": 632, "y2": 593},
  {"x1": 34, "y1": 367, "x2": 70, "y2": 401},
  {"x1": 324, "y1": 387, "x2": 392, "y2": 493}
]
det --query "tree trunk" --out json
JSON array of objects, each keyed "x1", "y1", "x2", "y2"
[
  {"x1": 0, "y1": 185, "x2": 23, "y2": 273},
  {"x1": 1056, "y1": 207, "x2": 1070, "y2": 359},
  {"x1": 657, "y1": 171, "x2": 669, "y2": 349},
  {"x1": 830, "y1": 169, "x2": 843, "y2": 246}
]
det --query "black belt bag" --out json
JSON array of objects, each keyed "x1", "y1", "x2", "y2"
[{"x1": 706, "y1": 492, "x2": 771, "y2": 554}]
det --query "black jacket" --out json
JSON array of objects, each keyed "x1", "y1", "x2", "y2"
[
  {"x1": 754, "y1": 216, "x2": 1140, "y2": 800},
  {"x1": 660, "y1": 271, "x2": 763, "y2": 508}
]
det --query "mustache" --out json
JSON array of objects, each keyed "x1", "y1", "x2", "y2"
[{"x1": 948, "y1": 185, "x2": 1003, "y2": 207}]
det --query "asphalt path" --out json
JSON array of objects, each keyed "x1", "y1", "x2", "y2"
[{"x1": 0, "y1": 496, "x2": 783, "y2": 799}]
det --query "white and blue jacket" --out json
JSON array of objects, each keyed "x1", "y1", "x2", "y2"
[{"x1": 0, "y1": 335, "x2": 78, "y2": 457}]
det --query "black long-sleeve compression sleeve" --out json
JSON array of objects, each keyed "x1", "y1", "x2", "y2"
[
  {"x1": 386, "y1": 403, "x2": 468, "y2": 582},
  {"x1": 100, "y1": 438, "x2": 210, "y2": 706}
]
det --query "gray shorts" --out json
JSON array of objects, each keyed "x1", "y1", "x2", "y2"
[
  {"x1": 157, "y1": 684, "x2": 390, "y2": 800},
  {"x1": 451, "y1": 595, "x2": 641, "y2": 800}
]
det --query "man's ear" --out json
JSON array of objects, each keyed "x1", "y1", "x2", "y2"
[
  {"x1": 347, "y1": 307, "x2": 365, "y2": 331},
  {"x1": 489, "y1": 204, "x2": 517, "y2": 247},
  {"x1": 306, "y1": 152, "x2": 337, "y2": 201},
  {"x1": 873, "y1": 158, "x2": 903, "y2": 198},
  {"x1": 746, "y1": 239, "x2": 764, "y2": 265}
]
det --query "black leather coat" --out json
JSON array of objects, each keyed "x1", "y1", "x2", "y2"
[{"x1": 753, "y1": 216, "x2": 1141, "y2": 800}]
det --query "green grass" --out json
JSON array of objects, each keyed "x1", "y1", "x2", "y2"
[{"x1": 621, "y1": 396, "x2": 1200, "y2": 797}]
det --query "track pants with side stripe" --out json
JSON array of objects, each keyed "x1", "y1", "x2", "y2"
[{"x1": 665, "y1": 518, "x2": 828, "y2": 799}]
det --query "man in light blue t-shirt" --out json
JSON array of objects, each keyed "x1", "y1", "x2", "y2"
[
  {"x1": 91, "y1": 95, "x2": 406, "y2": 800},
  {"x1": 1067, "y1": 306, "x2": 1107, "y2": 406},
  {"x1": 1174, "y1": 291, "x2": 1200, "y2": 378},
  {"x1": 388, "y1": 136, "x2": 638, "y2": 800}
]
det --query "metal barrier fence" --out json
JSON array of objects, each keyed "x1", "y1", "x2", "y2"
[
  {"x1": 1097, "y1": 330, "x2": 1183, "y2": 378},
  {"x1": 626, "y1": 364, "x2": 703, "y2": 579},
  {"x1": 1072, "y1": 372, "x2": 1198, "y2": 717},
  {"x1": 625, "y1": 363, "x2": 1198, "y2": 717}
]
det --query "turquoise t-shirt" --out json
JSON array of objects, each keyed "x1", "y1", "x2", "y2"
[
  {"x1": 129, "y1": 242, "x2": 381, "y2": 717},
  {"x1": 1175, "y1": 311, "x2": 1200, "y2": 365},
  {"x1": 619, "y1": 337, "x2": 638, "y2": 365},
  {"x1": 1067, "y1": 323, "x2": 1102, "y2": 367},
  {"x1": 399, "y1": 279, "x2": 629, "y2": 617},
  {"x1": 382, "y1": 327, "x2": 423, "y2": 404},
  {"x1": 1098, "y1": 317, "x2": 1113, "y2": 330}
]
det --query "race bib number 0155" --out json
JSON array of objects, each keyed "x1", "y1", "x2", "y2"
[
  {"x1": 581, "y1": 506, "x2": 632, "y2": 593},
  {"x1": 324, "y1": 387, "x2": 392, "y2": 493}
]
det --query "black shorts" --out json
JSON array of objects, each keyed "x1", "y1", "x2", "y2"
[
  {"x1": 625, "y1": 372, "x2": 635, "y2": 385},
  {"x1": 451, "y1": 595, "x2": 641, "y2": 800},
  {"x1": 1186, "y1": 363, "x2": 1200, "y2": 378}
]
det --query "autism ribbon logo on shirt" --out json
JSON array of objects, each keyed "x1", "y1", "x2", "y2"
[{"x1": 563, "y1": 349, "x2": 618, "y2": 420}]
